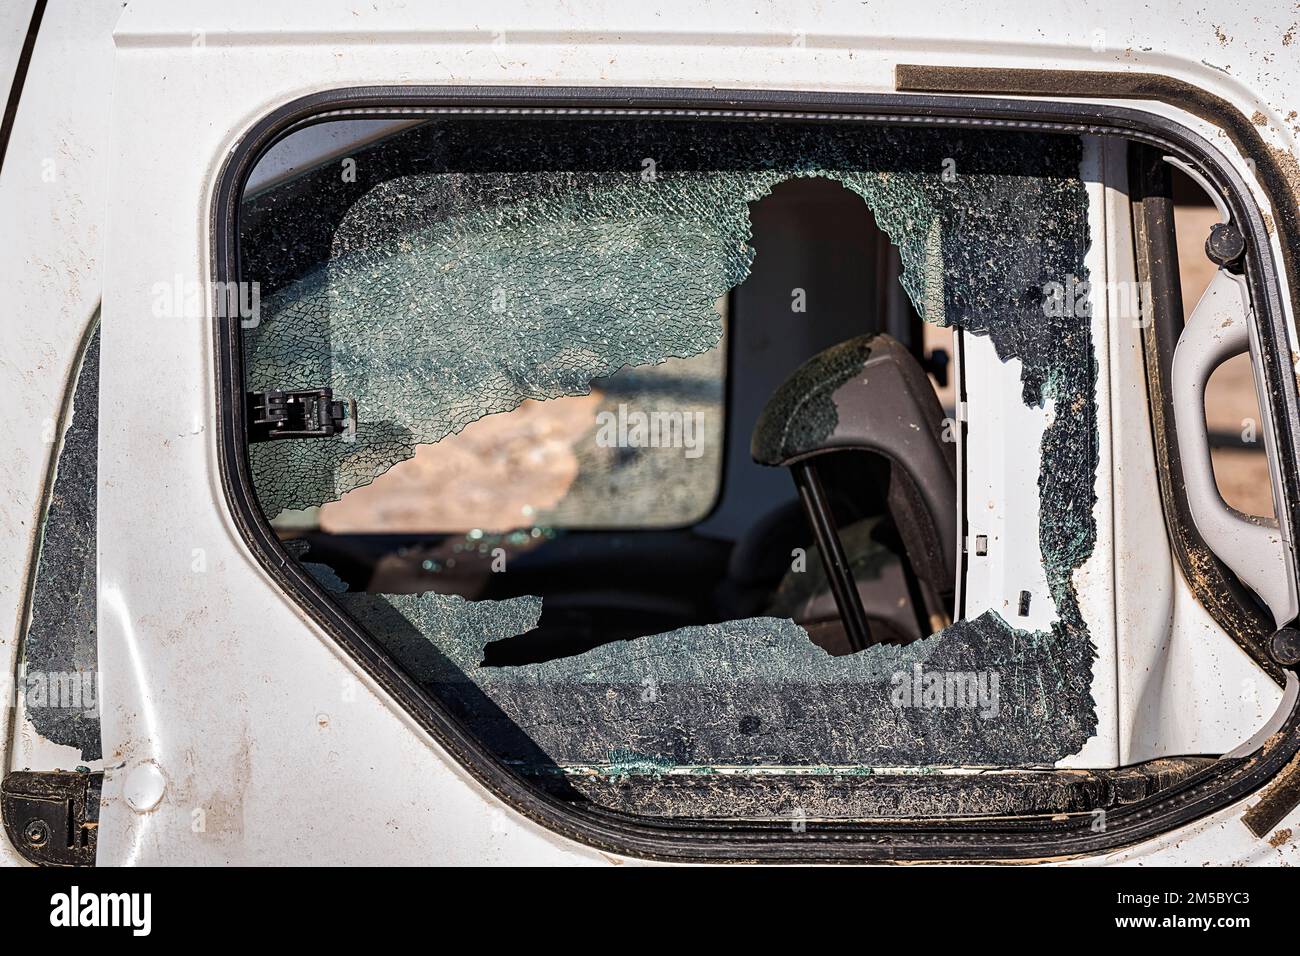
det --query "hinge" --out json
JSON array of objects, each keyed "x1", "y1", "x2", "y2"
[
  {"x1": 1, "y1": 770, "x2": 100, "y2": 867},
  {"x1": 247, "y1": 388, "x2": 353, "y2": 442}
]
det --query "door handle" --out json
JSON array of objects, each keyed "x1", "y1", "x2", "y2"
[{"x1": 1170, "y1": 267, "x2": 1296, "y2": 626}]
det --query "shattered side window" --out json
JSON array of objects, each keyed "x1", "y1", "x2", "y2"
[
  {"x1": 242, "y1": 121, "x2": 733, "y2": 530},
  {"x1": 239, "y1": 118, "x2": 1096, "y2": 815}
]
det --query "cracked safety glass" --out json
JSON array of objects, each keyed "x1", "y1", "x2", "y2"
[{"x1": 239, "y1": 116, "x2": 1102, "y2": 818}]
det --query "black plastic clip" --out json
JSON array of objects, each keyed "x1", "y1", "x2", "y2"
[
  {"x1": 1205, "y1": 221, "x2": 1246, "y2": 273},
  {"x1": 247, "y1": 388, "x2": 350, "y2": 442}
]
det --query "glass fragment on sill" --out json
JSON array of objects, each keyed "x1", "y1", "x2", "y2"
[
  {"x1": 348, "y1": 586, "x2": 1094, "y2": 768},
  {"x1": 300, "y1": 542, "x2": 1094, "y2": 768}
]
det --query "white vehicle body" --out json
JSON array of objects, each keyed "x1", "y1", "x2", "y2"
[{"x1": 2, "y1": 0, "x2": 1300, "y2": 865}]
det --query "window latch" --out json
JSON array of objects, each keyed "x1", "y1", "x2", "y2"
[{"x1": 247, "y1": 388, "x2": 353, "y2": 442}]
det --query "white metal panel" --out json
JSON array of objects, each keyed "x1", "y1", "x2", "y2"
[
  {"x1": 63, "y1": 0, "x2": 1300, "y2": 864},
  {"x1": 0, "y1": 0, "x2": 122, "y2": 867},
  {"x1": 958, "y1": 338, "x2": 1062, "y2": 634}
]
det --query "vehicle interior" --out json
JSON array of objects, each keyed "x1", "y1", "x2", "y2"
[{"x1": 285, "y1": 175, "x2": 952, "y2": 658}]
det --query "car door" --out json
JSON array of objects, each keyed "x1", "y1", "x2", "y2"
[{"x1": 5, "y1": 0, "x2": 1300, "y2": 867}]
